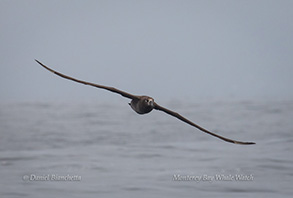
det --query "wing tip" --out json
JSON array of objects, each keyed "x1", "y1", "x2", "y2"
[
  {"x1": 234, "y1": 141, "x2": 256, "y2": 145},
  {"x1": 35, "y1": 59, "x2": 45, "y2": 67},
  {"x1": 35, "y1": 59, "x2": 56, "y2": 74},
  {"x1": 223, "y1": 136, "x2": 256, "y2": 145}
]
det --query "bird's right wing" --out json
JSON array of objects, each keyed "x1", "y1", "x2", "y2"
[{"x1": 35, "y1": 60, "x2": 140, "y2": 100}]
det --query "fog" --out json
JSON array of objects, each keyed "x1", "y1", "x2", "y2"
[{"x1": 1, "y1": 0, "x2": 292, "y2": 103}]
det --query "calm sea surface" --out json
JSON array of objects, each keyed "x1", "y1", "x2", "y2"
[{"x1": 0, "y1": 101, "x2": 292, "y2": 197}]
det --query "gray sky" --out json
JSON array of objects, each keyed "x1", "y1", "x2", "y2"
[{"x1": 1, "y1": 0, "x2": 292, "y2": 103}]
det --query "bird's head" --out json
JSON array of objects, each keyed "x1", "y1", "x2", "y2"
[{"x1": 144, "y1": 97, "x2": 154, "y2": 108}]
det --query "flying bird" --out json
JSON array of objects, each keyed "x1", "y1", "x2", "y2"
[{"x1": 35, "y1": 60, "x2": 255, "y2": 145}]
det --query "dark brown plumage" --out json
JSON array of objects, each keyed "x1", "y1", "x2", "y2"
[{"x1": 35, "y1": 59, "x2": 255, "y2": 145}]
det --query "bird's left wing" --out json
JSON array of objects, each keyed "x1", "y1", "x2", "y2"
[{"x1": 154, "y1": 102, "x2": 255, "y2": 145}]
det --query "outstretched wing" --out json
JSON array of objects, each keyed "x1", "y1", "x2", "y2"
[
  {"x1": 35, "y1": 60, "x2": 139, "y2": 100},
  {"x1": 154, "y1": 102, "x2": 255, "y2": 145}
]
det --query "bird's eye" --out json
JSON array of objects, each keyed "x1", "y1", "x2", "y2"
[{"x1": 145, "y1": 99, "x2": 148, "y2": 103}]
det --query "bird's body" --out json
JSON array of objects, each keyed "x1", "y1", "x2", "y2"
[
  {"x1": 129, "y1": 96, "x2": 154, "y2": 114},
  {"x1": 35, "y1": 60, "x2": 255, "y2": 145}
]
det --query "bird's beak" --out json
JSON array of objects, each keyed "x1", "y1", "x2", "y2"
[{"x1": 149, "y1": 100, "x2": 154, "y2": 107}]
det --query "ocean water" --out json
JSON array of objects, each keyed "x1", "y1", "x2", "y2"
[{"x1": 0, "y1": 100, "x2": 292, "y2": 197}]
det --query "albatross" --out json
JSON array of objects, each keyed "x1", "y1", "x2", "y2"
[{"x1": 35, "y1": 60, "x2": 255, "y2": 145}]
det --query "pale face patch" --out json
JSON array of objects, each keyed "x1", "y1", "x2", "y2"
[{"x1": 145, "y1": 97, "x2": 154, "y2": 107}]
